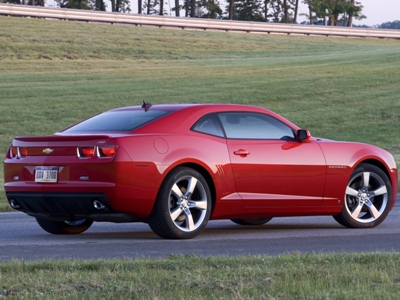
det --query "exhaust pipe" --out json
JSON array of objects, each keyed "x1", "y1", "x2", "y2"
[
  {"x1": 93, "y1": 200, "x2": 106, "y2": 210},
  {"x1": 9, "y1": 199, "x2": 21, "y2": 209}
]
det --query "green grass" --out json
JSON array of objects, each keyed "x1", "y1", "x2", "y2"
[
  {"x1": 1, "y1": 253, "x2": 400, "y2": 299},
  {"x1": 1, "y1": 16, "x2": 400, "y2": 212}
]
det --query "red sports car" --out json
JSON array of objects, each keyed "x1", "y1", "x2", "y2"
[{"x1": 3, "y1": 102, "x2": 398, "y2": 239}]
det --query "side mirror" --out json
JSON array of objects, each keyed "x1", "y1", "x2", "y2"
[{"x1": 296, "y1": 129, "x2": 310, "y2": 142}]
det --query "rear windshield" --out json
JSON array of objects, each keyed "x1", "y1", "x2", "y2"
[{"x1": 62, "y1": 110, "x2": 171, "y2": 132}]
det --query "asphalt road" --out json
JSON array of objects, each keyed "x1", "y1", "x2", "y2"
[{"x1": 1, "y1": 195, "x2": 399, "y2": 261}]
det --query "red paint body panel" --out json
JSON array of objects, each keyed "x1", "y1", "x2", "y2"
[
  {"x1": 3, "y1": 104, "x2": 398, "y2": 223},
  {"x1": 226, "y1": 139, "x2": 326, "y2": 208}
]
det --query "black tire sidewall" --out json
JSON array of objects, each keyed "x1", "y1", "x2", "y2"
[
  {"x1": 36, "y1": 218, "x2": 93, "y2": 234},
  {"x1": 149, "y1": 167, "x2": 212, "y2": 239}
]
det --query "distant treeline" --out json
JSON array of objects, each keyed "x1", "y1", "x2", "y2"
[
  {"x1": 378, "y1": 20, "x2": 400, "y2": 30},
  {"x1": 3, "y1": 0, "x2": 398, "y2": 29},
  {"x1": 356, "y1": 21, "x2": 400, "y2": 29}
]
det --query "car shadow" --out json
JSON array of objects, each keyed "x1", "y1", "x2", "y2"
[{"x1": 38, "y1": 221, "x2": 348, "y2": 240}]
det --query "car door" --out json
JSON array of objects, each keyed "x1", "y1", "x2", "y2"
[{"x1": 218, "y1": 112, "x2": 326, "y2": 208}]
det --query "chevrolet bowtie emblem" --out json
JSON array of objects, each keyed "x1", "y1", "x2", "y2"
[{"x1": 43, "y1": 148, "x2": 54, "y2": 155}]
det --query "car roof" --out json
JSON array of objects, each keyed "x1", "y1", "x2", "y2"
[
  {"x1": 109, "y1": 103, "x2": 266, "y2": 112},
  {"x1": 109, "y1": 103, "x2": 196, "y2": 112},
  {"x1": 129, "y1": 103, "x2": 300, "y2": 134}
]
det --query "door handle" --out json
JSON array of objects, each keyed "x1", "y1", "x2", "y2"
[{"x1": 234, "y1": 149, "x2": 250, "y2": 157}]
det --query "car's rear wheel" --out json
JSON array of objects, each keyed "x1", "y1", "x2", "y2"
[
  {"x1": 333, "y1": 163, "x2": 392, "y2": 228},
  {"x1": 149, "y1": 167, "x2": 212, "y2": 239},
  {"x1": 231, "y1": 218, "x2": 272, "y2": 225},
  {"x1": 36, "y1": 218, "x2": 93, "y2": 234}
]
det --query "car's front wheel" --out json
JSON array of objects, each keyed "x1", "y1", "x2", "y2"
[
  {"x1": 149, "y1": 167, "x2": 212, "y2": 239},
  {"x1": 333, "y1": 163, "x2": 392, "y2": 228},
  {"x1": 36, "y1": 218, "x2": 93, "y2": 234}
]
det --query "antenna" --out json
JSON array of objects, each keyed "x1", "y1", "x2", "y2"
[{"x1": 142, "y1": 100, "x2": 152, "y2": 112}]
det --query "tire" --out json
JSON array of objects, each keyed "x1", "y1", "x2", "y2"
[
  {"x1": 333, "y1": 163, "x2": 392, "y2": 228},
  {"x1": 36, "y1": 218, "x2": 93, "y2": 234},
  {"x1": 231, "y1": 218, "x2": 272, "y2": 226},
  {"x1": 149, "y1": 167, "x2": 212, "y2": 239}
]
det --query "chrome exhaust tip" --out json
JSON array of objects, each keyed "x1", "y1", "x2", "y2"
[
  {"x1": 9, "y1": 199, "x2": 21, "y2": 209},
  {"x1": 93, "y1": 200, "x2": 106, "y2": 210}
]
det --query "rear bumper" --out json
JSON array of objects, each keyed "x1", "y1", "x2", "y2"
[{"x1": 6, "y1": 192, "x2": 142, "y2": 223}]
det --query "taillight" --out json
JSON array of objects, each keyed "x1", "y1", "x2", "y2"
[
  {"x1": 10, "y1": 146, "x2": 28, "y2": 159},
  {"x1": 11, "y1": 147, "x2": 18, "y2": 158},
  {"x1": 77, "y1": 146, "x2": 117, "y2": 158},
  {"x1": 19, "y1": 148, "x2": 28, "y2": 158},
  {"x1": 77, "y1": 147, "x2": 95, "y2": 158},
  {"x1": 98, "y1": 146, "x2": 117, "y2": 158}
]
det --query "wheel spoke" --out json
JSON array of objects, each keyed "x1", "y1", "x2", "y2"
[
  {"x1": 365, "y1": 201, "x2": 381, "y2": 219},
  {"x1": 362, "y1": 172, "x2": 370, "y2": 190},
  {"x1": 184, "y1": 177, "x2": 198, "y2": 199},
  {"x1": 171, "y1": 183, "x2": 183, "y2": 198},
  {"x1": 370, "y1": 185, "x2": 387, "y2": 197},
  {"x1": 346, "y1": 186, "x2": 359, "y2": 197},
  {"x1": 170, "y1": 207, "x2": 183, "y2": 222},
  {"x1": 184, "y1": 209, "x2": 195, "y2": 231},
  {"x1": 351, "y1": 202, "x2": 364, "y2": 219},
  {"x1": 191, "y1": 200, "x2": 207, "y2": 211}
]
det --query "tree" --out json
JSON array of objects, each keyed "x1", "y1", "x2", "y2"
[
  {"x1": 109, "y1": 0, "x2": 130, "y2": 12},
  {"x1": 172, "y1": 0, "x2": 181, "y2": 16},
  {"x1": 3, "y1": 0, "x2": 24, "y2": 4},
  {"x1": 199, "y1": 0, "x2": 222, "y2": 19},
  {"x1": 184, "y1": 0, "x2": 190, "y2": 16},
  {"x1": 234, "y1": 0, "x2": 264, "y2": 21},
  {"x1": 190, "y1": 0, "x2": 196, "y2": 17},
  {"x1": 28, "y1": 0, "x2": 45, "y2": 5},
  {"x1": 302, "y1": 0, "x2": 365, "y2": 26},
  {"x1": 145, "y1": 0, "x2": 152, "y2": 14},
  {"x1": 138, "y1": 0, "x2": 142, "y2": 13},
  {"x1": 55, "y1": 0, "x2": 92, "y2": 9},
  {"x1": 266, "y1": 0, "x2": 299, "y2": 23},
  {"x1": 93, "y1": 0, "x2": 106, "y2": 11},
  {"x1": 159, "y1": 0, "x2": 163, "y2": 15},
  {"x1": 228, "y1": 0, "x2": 234, "y2": 20},
  {"x1": 3, "y1": 0, "x2": 45, "y2": 5},
  {"x1": 143, "y1": 0, "x2": 167, "y2": 15},
  {"x1": 143, "y1": 0, "x2": 156, "y2": 14},
  {"x1": 346, "y1": 0, "x2": 365, "y2": 27},
  {"x1": 269, "y1": 0, "x2": 283, "y2": 22},
  {"x1": 330, "y1": 0, "x2": 347, "y2": 26},
  {"x1": 283, "y1": 0, "x2": 288, "y2": 23},
  {"x1": 179, "y1": 0, "x2": 197, "y2": 16},
  {"x1": 262, "y1": 0, "x2": 270, "y2": 21},
  {"x1": 293, "y1": 0, "x2": 299, "y2": 23},
  {"x1": 301, "y1": 0, "x2": 316, "y2": 24}
]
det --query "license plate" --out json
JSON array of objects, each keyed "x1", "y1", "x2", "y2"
[{"x1": 35, "y1": 166, "x2": 58, "y2": 183}]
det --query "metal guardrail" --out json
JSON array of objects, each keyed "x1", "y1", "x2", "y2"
[{"x1": 1, "y1": 3, "x2": 400, "y2": 40}]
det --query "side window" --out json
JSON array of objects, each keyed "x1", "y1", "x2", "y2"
[
  {"x1": 191, "y1": 114, "x2": 225, "y2": 138},
  {"x1": 217, "y1": 112, "x2": 295, "y2": 140}
]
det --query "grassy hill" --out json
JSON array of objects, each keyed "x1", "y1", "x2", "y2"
[
  {"x1": 1, "y1": 15, "x2": 400, "y2": 299},
  {"x1": 1, "y1": 16, "x2": 400, "y2": 211}
]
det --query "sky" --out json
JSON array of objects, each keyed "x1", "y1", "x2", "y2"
[{"x1": 353, "y1": 0, "x2": 400, "y2": 26}]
